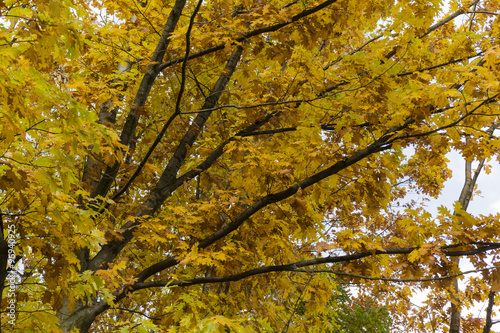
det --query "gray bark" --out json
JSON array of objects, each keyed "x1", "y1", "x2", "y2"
[
  {"x1": 482, "y1": 291, "x2": 495, "y2": 333},
  {"x1": 448, "y1": 121, "x2": 499, "y2": 333}
]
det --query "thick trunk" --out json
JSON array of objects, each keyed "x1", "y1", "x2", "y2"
[
  {"x1": 57, "y1": 1, "x2": 188, "y2": 331},
  {"x1": 56, "y1": 299, "x2": 98, "y2": 333}
]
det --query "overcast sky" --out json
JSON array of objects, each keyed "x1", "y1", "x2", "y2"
[{"x1": 428, "y1": 150, "x2": 500, "y2": 216}]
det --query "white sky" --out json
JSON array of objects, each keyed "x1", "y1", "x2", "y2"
[{"x1": 428, "y1": 150, "x2": 500, "y2": 216}]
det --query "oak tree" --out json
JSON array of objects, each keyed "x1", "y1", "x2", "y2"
[{"x1": 1, "y1": 0, "x2": 500, "y2": 332}]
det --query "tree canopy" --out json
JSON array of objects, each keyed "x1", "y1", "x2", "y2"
[{"x1": 1, "y1": 0, "x2": 500, "y2": 332}]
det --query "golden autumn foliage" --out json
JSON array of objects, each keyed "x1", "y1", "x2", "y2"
[{"x1": 1, "y1": 0, "x2": 500, "y2": 332}]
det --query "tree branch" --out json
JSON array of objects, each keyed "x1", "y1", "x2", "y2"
[
  {"x1": 295, "y1": 267, "x2": 500, "y2": 283},
  {"x1": 110, "y1": 0, "x2": 203, "y2": 203},
  {"x1": 87, "y1": 46, "x2": 244, "y2": 272},
  {"x1": 132, "y1": 121, "x2": 407, "y2": 283},
  {"x1": 157, "y1": 0, "x2": 341, "y2": 71},
  {"x1": 483, "y1": 291, "x2": 496, "y2": 333},
  {"x1": 140, "y1": 46, "x2": 243, "y2": 217},
  {"x1": 421, "y1": 0, "x2": 480, "y2": 38},
  {"x1": 389, "y1": 94, "x2": 499, "y2": 143},
  {"x1": 91, "y1": 0, "x2": 187, "y2": 200},
  {"x1": 129, "y1": 244, "x2": 500, "y2": 291}
]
